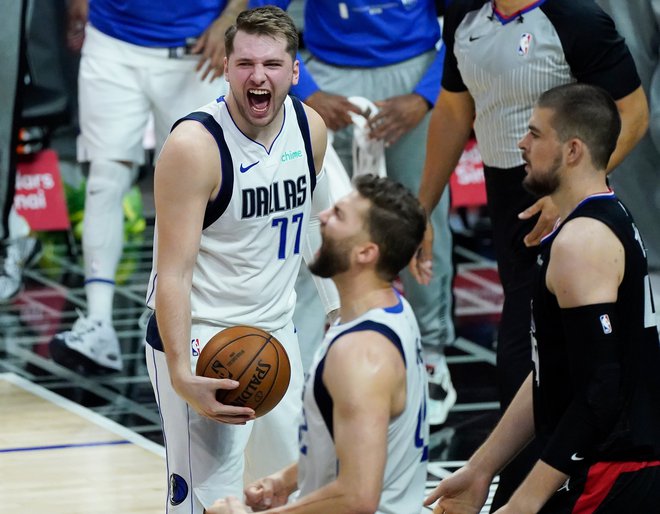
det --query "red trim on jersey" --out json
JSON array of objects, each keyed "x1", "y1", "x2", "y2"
[{"x1": 572, "y1": 460, "x2": 660, "y2": 513}]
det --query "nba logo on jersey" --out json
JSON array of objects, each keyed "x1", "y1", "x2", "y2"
[
  {"x1": 191, "y1": 338, "x2": 201, "y2": 357},
  {"x1": 599, "y1": 314, "x2": 613, "y2": 334},
  {"x1": 518, "y1": 33, "x2": 532, "y2": 56}
]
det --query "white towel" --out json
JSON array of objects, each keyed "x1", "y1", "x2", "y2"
[
  {"x1": 347, "y1": 96, "x2": 387, "y2": 178},
  {"x1": 324, "y1": 132, "x2": 353, "y2": 198}
]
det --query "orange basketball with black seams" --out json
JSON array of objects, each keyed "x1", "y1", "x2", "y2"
[{"x1": 195, "y1": 326, "x2": 291, "y2": 418}]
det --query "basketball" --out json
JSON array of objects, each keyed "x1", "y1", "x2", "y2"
[{"x1": 195, "y1": 326, "x2": 291, "y2": 418}]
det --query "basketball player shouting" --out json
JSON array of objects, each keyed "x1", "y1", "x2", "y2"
[
  {"x1": 143, "y1": 7, "x2": 338, "y2": 512},
  {"x1": 207, "y1": 174, "x2": 430, "y2": 514},
  {"x1": 426, "y1": 84, "x2": 660, "y2": 514}
]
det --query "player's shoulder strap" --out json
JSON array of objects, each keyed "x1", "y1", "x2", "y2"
[
  {"x1": 312, "y1": 319, "x2": 406, "y2": 438},
  {"x1": 564, "y1": 195, "x2": 634, "y2": 248},
  {"x1": 329, "y1": 320, "x2": 405, "y2": 364},
  {"x1": 171, "y1": 111, "x2": 235, "y2": 229},
  {"x1": 289, "y1": 96, "x2": 317, "y2": 193}
]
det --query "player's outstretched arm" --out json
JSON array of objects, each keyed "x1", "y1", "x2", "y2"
[
  {"x1": 492, "y1": 460, "x2": 567, "y2": 514},
  {"x1": 154, "y1": 121, "x2": 254, "y2": 424},
  {"x1": 426, "y1": 374, "x2": 535, "y2": 514},
  {"x1": 424, "y1": 463, "x2": 492, "y2": 514}
]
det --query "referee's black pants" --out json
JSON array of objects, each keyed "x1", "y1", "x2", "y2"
[{"x1": 483, "y1": 164, "x2": 542, "y2": 511}]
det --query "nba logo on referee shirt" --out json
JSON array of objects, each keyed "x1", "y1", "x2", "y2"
[
  {"x1": 518, "y1": 33, "x2": 532, "y2": 56},
  {"x1": 600, "y1": 314, "x2": 613, "y2": 334}
]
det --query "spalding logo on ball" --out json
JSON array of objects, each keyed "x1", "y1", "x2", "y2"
[{"x1": 195, "y1": 326, "x2": 291, "y2": 418}]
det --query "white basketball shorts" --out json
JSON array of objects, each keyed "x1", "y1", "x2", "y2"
[
  {"x1": 146, "y1": 321, "x2": 303, "y2": 513},
  {"x1": 77, "y1": 24, "x2": 227, "y2": 164}
]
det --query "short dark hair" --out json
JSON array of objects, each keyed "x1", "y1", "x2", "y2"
[
  {"x1": 354, "y1": 174, "x2": 426, "y2": 281},
  {"x1": 225, "y1": 6, "x2": 299, "y2": 62},
  {"x1": 537, "y1": 83, "x2": 621, "y2": 170}
]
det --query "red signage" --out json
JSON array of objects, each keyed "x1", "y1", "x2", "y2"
[
  {"x1": 15, "y1": 149, "x2": 70, "y2": 231},
  {"x1": 449, "y1": 139, "x2": 487, "y2": 208}
]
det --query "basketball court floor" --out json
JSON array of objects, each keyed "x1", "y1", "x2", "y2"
[{"x1": 1, "y1": 175, "x2": 504, "y2": 512}]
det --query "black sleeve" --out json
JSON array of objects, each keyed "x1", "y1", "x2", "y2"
[
  {"x1": 540, "y1": 304, "x2": 624, "y2": 475},
  {"x1": 440, "y1": 1, "x2": 470, "y2": 93},
  {"x1": 435, "y1": 0, "x2": 448, "y2": 17},
  {"x1": 542, "y1": 0, "x2": 641, "y2": 100}
]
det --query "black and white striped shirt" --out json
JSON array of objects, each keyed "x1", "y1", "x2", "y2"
[{"x1": 442, "y1": 0, "x2": 640, "y2": 169}]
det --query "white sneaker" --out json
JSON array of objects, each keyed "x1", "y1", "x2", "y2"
[
  {"x1": 0, "y1": 236, "x2": 42, "y2": 303},
  {"x1": 0, "y1": 241, "x2": 22, "y2": 302},
  {"x1": 49, "y1": 312, "x2": 123, "y2": 373},
  {"x1": 426, "y1": 356, "x2": 457, "y2": 426}
]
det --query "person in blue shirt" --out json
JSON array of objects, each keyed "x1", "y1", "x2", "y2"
[
  {"x1": 49, "y1": 0, "x2": 246, "y2": 374},
  {"x1": 252, "y1": 0, "x2": 457, "y2": 426}
]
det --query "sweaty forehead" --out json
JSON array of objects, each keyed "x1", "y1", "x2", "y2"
[
  {"x1": 338, "y1": 191, "x2": 370, "y2": 219},
  {"x1": 231, "y1": 31, "x2": 289, "y2": 60}
]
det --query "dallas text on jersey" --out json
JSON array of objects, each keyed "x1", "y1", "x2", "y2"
[{"x1": 241, "y1": 175, "x2": 308, "y2": 219}]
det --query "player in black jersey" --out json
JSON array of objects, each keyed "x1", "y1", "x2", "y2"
[
  {"x1": 425, "y1": 84, "x2": 660, "y2": 514},
  {"x1": 412, "y1": 4, "x2": 648, "y2": 507}
]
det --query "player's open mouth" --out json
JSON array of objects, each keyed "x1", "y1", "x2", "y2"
[{"x1": 248, "y1": 89, "x2": 271, "y2": 114}]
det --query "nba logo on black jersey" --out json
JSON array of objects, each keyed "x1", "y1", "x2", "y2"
[{"x1": 600, "y1": 314, "x2": 613, "y2": 334}]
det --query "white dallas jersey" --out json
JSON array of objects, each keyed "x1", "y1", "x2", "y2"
[
  {"x1": 146, "y1": 95, "x2": 316, "y2": 333},
  {"x1": 298, "y1": 291, "x2": 429, "y2": 513}
]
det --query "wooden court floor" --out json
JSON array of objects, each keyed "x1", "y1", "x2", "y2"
[{"x1": 1, "y1": 373, "x2": 166, "y2": 513}]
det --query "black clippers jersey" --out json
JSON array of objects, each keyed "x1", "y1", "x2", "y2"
[{"x1": 532, "y1": 193, "x2": 660, "y2": 466}]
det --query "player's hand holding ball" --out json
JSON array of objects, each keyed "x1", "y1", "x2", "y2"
[
  {"x1": 195, "y1": 325, "x2": 291, "y2": 419},
  {"x1": 171, "y1": 371, "x2": 256, "y2": 425}
]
